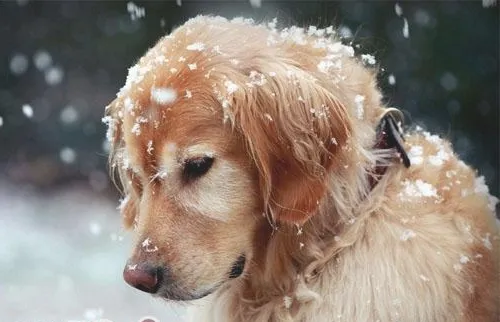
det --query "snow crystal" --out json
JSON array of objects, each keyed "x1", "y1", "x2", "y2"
[
  {"x1": 428, "y1": 149, "x2": 450, "y2": 167},
  {"x1": 170, "y1": 67, "x2": 178, "y2": 74},
  {"x1": 127, "y1": 1, "x2": 145, "y2": 21},
  {"x1": 185, "y1": 89, "x2": 192, "y2": 98},
  {"x1": 188, "y1": 63, "x2": 197, "y2": 70},
  {"x1": 459, "y1": 255, "x2": 470, "y2": 264},
  {"x1": 264, "y1": 113, "x2": 273, "y2": 121},
  {"x1": 474, "y1": 176, "x2": 499, "y2": 212},
  {"x1": 400, "y1": 229, "x2": 416, "y2": 241},
  {"x1": 402, "y1": 18, "x2": 410, "y2": 38},
  {"x1": 338, "y1": 25, "x2": 352, "y2": 38},
  {"x1": 178, "y1": 56, "x2": 186, "y2": 62},
  {"x1": 33, "y1": 50, "x2": 52, "y2": 71},
  {"x1": 130, "y1": 117, "x2": 148, "y2": 136},
  {"x1": 482, "y1": 0, "x2": 496, "y2": 8},
  {"x1": 117, "y1": 195, "x2": 130, "y2": 212},
  {"x1": 176, "y1": 0, "x2": 181, "y2": 6},
  {"x1": 408, "y1": 145, "x2": 423, "y2": 165},
  {"x1": 283, "y1": 296, "x2": 292, "y2": 309},
  {"x1": 399, "y1": 179, "x2": 439, "y2": 201},
  {"x1": 60, "y1": 147, "x2": 76, "y2": 164},
  {"x1": 151, "y1": 87, "x2": 177, "y2": 105},
  {"x1": 45, "y1": 66, "x2": 64, "y2": 85},
  {"x1": 394, "y1": 3, "x2": 403, "y2": 16},
  {"x1": 269, "y1": 71, "x2": 277, "y2": 77},
  {"x1": 361, "y1": 54, "x2": 376, "y2": 65},
  {"x1": 331, "y1": 138, "x2": 338, "y2": 145},
  {"x1": 147, "y1": 140, "x2": 154, "y2": 155},
  {"x1": 186, "y1": 42, "x2": 206, "y2": 51},
  {"x1": 89, "y1": 221, "x2": 102, "y2": 236},
  {"x1": 440, "y1": 72, "x2": 458, "y2": 91},
  {"x1": 249, "y1": 0, "x2": 262, "y2": 8},
  {"x1": 482, "y1": 233, "x2": 492, "y2": 250},
  {"x1": 299, "y1": 242, "x2": 305, "y2": 249},
  {"x1": 0, "y1": 116, "x2": 3, "y2": 127},
  {"x1": 388, "y1": 74, "x2": 396, "y2": 85},
  {"x1": 9, "y1": 53, "x2": 28, "y2": 75},
  {"x1": 224, "y1": 80, "x2": 239, "y2": 94},
  {"x1": 419, "y1": 274, "x2": 430, "y2": 282},
  {"x1": 84, "y1": 307, "x2": 104, "y2": 320},
  {"x1": 22, "y1": 104, "x2": 33, "y2": 118},
  {"x1": 60, "y1": 105, "x2": 79, "y2": 124},
  {"x1": 142, "y1": 237, "x2": 159, "y2": 252},
  {"x1": 101, "y1": 116, "x2": 116, "y2": 143},
  {"x1": 354, "y1": 95, "x2": 365, "y2": 120}
]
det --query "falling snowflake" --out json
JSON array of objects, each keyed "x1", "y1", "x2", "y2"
[
  {"x1": 22, "y1": 104, "x2": 33, "y2": 118},
  {"x1": 151, "y1": 87, "x2": 177, "y2": 105}
]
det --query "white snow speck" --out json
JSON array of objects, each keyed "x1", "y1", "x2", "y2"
[
  {"x1": 224, "y1": 80, "x2": 239, "y2": 95},
  {"x1": 264, "y1": 113, "x2": 273, "y2": 121},
  {"x1": 399, "y1": 179, "x2": 439, "y2": 201},
  {"x1": 22, "y1": 104, "x2": 33, "y2": 118},
  {"x1": 126, "y1": 1, "x2": 145, "y2": 21},
  {"x1": 33, "y1": 50, "x2": 52, "y2": 71},
  {"x1": 249, "y1": 0, "x2": 262, "y2": 8},
  {"x1": 361, "y1": 54, "x2": 376, "y2": 65},
  {"x1": 45, "y1": 66, "x2": 64, "y2": 85},
  {"x1": 188, "y1": 63, "x2": 197, "y2": 70},
  {"x1": 60, "y1": 105, "x2": 79, "y2": 124},
  {"x1": 9, "y1": 53, "x2": 29, "y2": 75},
  {"x1": 474, "y1": 176, "x2": 499, "y2": 212},
  {"x1": 459, "y1": 255, "x2": 470, "y2": 264},
  {"x1": 428, "y1": 149, "x2": 450, "y2": 167},
  {"x1": 60, "y1": 147, "x2": 76, "y2": 164},
  {"x1": 419, "y1": 274, "x2": 430, "y2": 282},
  {"x1": 0, "y1": 116, "x2": 3, "y2": 127},
  {"x1": 354, "y1": 95, "x2": 365, "y2": 120},
  {"x1": 440, "y1": 72, "x2": 458, "y2": 91},
  {"x1": 338, "y1": 25, "x2": 352, "y2": 38},
  {"x1": 482, "y1": 233, "x2": 493, "y2": 250},
  {"x1": 408, "y1": 145, "x2": 423, "y2": 165},
  {"x1": 185, "y1": 89, "x2": 192, "y2": 98},
  {"x1": 176, "y1": 0, "x2": 182, "y2": 6},
  {"x1": 400, "y1": 229, "x2": 416, "y2": 241},
  {"x1": 186, "y1": 42, "x2": 206, "y2": 51},
  {"x1": 283, "y1": 296, "x2": 292, "y2": 309},
  {"x1": 142, "y1": 237, "x2": 159, "y2": 252},
  {"x1": 402, "y1": 18, "x2": 410, "y2": 38},
  {"x1": 394, "y1": 3, "x2": 403, "y2": 16},
  {"x1": 147, "y1": 140, "x2": 154, "y2": 155},
  {"x1": 88, "y1": 221, "x2": 102, "y2": 236},
  {"x1": 151, "y1": 87, "x2": 177, "y2": 105},
  {"x1": 84, "y1": 307, "x2": 104, "y2": 320},
  {"x1": 388, "y1": 74, "x2": 396, "y2": 85},
  {"x1": 482, "y1": 0, "x2": 496, "y2": 8}
]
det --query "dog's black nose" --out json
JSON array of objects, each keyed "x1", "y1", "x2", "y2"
[{"x1": 123, "y1": 262, "x2": 161, "y2": 294}]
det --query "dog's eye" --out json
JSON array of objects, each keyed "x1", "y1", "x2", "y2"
[{"x1": 183, "y1": 156, "x2": 214, "y2": 180}]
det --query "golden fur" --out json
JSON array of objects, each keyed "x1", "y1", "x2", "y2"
[{"x1": 105, "y1": 16, "x2": 500, "y2": 321}]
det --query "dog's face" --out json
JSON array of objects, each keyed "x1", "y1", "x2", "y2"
[{"x1": 105, "y1": 16, "x2": 377, "y2": 301}]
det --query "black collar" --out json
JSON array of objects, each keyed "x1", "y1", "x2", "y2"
[{"x1": 370, "y1": 108, "x2": 411, "y2": 189}]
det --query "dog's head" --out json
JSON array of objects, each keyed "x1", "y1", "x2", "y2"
[{"x1": 104, "y1": 16, "x2": 382, "y2": 301}]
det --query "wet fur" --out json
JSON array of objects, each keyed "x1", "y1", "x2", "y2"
[{"x1": 106, "y1": 16, "x2": 500, "y2": 322}]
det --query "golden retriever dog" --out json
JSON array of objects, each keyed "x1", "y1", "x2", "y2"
[{"x1": 104, "y1": 16, "x2": 500, "y2": 322}]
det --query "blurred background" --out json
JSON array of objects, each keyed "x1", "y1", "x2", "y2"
[{"x1": 0, "y1": 1, "x2": 498, "y2": 321}]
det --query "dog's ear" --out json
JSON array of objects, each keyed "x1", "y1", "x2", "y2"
[
  {"x1": 104, "y1": 99, "x2": 140, "y2": 229},
  {"x1": 230, "y1": 64, "x2": 353, "y2": 224}
]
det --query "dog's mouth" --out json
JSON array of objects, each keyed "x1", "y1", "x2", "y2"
[{"x1": 156, "y1": 254, "x2": 246, "y2": 301}]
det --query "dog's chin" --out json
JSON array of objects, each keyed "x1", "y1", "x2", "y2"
[{"x1": 156, "y1": 284, "x2": 220, "y2": 301}]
